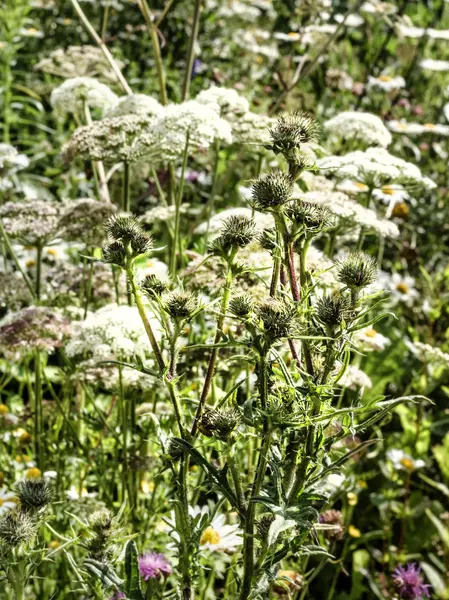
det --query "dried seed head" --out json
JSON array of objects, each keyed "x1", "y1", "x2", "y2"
[
  {"x1": 0, "y1": 510, "x2": 37, "y2": 548},
  {"x1": 141, "y1": 274, "x2": 170, "y2": 298},
  {"x1": 229, "y1": 294, "x2": 253, "y2": 317},
  {"x1": 102, "y1": 241, "x2": 127, "y2": 267},
  {"x1": 198, "y1": 408, "x2": 241, "y2": 441},
  {"x1": 210, "y1": 215, "x2": 256, "y2": 256},
  {"x1": 269, "y1": 112, "x2": 319, "y2": 154},
  {"x1": 337, "y1": 252, "x2": 378, "y2": 289},
  {"x1": 286, "y1": 200, "x2": 332, "y2": 232},
  {"x1": 15, "y1": 478, "x2": 52, "y2": 511},
  {"x1": 316, "y1": 294, "x2": 352, "y2": 327},
  {"x1": 251, "y1": 171, "x2": 293, "y2": 211},
  {"x1": 258, "y1": 227, "x2": 277, "y2": 252},
  {"x1": 256, "y1": 298, "x2": 297, "y2": 340},
  {"x1": 163, "y1": 290, "x2": 198, "y2": 320}
]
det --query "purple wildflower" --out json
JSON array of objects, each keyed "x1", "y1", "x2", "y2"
[
  {"x1": 393, "y1": 564, "x2": 431, "y2": 599},
  {"x1": 109, "y1": 593, "x2": 125, "y2": 600},
  {"x1": 138, "y1": 552, "x2": 172, "y2": 581}
]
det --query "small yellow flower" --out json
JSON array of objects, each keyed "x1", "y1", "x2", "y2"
[
  {"x1": 358, "y1": 480, "x2": 368, "y2": 489},
  {"x1": 47, "y1": 248, "x2": 58, "y2": 257},
  {"x1": 49, "y1": 540, "x2": 61, "y2": 549},
  {"x1": 25, "y1": 259, "x2": 36, "y2": 268},
  {"x1": 140, "y1": 480, "x2": 155, "y2": 494},
  {"x1": 348, "y1": 525, "x2": 361, "y2": 538},
  {"x1": 347, "y1": 492, "x2": 358, "y2": 506},
  {"x1": 200, "y1": 526, "x2": 221, "y2": 545},
  {"x1": 26, "y1": 468, "x2": 42, "y2": 479},
  {"x1": 0, "y1": 404, "x2": 9, "y2": 415},
  {"x1": 18, "y1": 431, "x2": 32, "y2": 445}
]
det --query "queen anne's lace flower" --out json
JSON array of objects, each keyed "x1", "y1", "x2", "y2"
[
  {"x1": 196, "y1": 86, "x2": 250, "y2": 117},
  {"x1": 34, "y1": 46, "x2": 124, "y2": 82},
  {"x1": 0, "y1": 306, "x2": 72, "y2": 354},
  {"x1": 0, "y1": 199, "x2": 62, "y2": 246},
  {"x1": 59, "y1": 198, "x2": 116, "y2": 246},
  {"x1": 324, "y1": 112, "x2": 392, "y2": 148},
  {"x1": 153, "y1": 101, "x2": 233, "y2": 158},
  {"x1": 50, "y1": 77, "x2": 118, "y2": 117},
  {"x1": 107, "y1": 94, "x2": 164, "y2": 118},
  {"x1": 65, "y1": 303, "x2": 161, "y2": 362},
  {"x1": 62, "y1": 115, "x2": 159, "y2": 163},
  {"x1": 227, "y1": 111, "x2": 276, "y2": 145}
]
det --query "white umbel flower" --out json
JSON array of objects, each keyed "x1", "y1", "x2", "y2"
[
  {"x1": 154, "y1": 101, "x2": 233, "y2": 159},
  {"x1": 339, "y1": 365, "x2": 372, "y2": 390},
  {"x1": 324, "y1": 112, "x2": 392, "y2": 148},
  {"x1": 420, "y1": 59, "x2": 449, "y2": 72},
  {"x1": 50, "y1": 77, "x2": 118, "y2": 116},
  {"x1": 196, "y1": 86, "x2": 250, "y2": 116},
  {"x1": 107, "y1": 94, "x2": 164, "y2": 118},
  {"x1": 65, "y1": 303, "x2": 161, "y2": 361},
  {"x1": 410, "y1": 342, "x2": 449, "y2": 367},
  {"x1": 0, "y1": 144, "x2": 29, "y2": 191}
]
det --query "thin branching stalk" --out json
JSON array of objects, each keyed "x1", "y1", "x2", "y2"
[
  {"x1": 0, "y1": 220, "x2": 35, "y2": 298},
  {"x1": 182, "y1": 0, "x2": 202, "y2": 101},
  {"x1": 137, "y1": 0, "x2": 168, "y2": 105},
  {"x1": 69, "y1": 0, "x2": 132, "y2": 95}
]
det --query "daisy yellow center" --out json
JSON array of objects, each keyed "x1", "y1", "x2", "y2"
[
  {"x1": 200, "y1": 526, "x2": 221, "y2": 545},
  {"x1": 27, "y1": 28, "x2": 38, "y2": 33},
  {"x1": 287, "y1": 32, "x2": 299, "y2": 38},
  {"x1": 396, "y1": 282, "x2": 408, "y2": 294},
  {"x1": 392, "y1": 202, "x2": 409, "y2": 218},
  {"x1": 398, "y1": 123, "x2": 409, "y2": 131},
  {"x1": 146, "y1": 260, "x2": 153, "y2": 267},
  {"x1": 47, "y1": 248, "x2": 58, "y2": 256},
  {"x1": 424, "y1": 123, "x2": 435, "y2": 129},
  {"x1": 400, "y1": 457, "x2": 415, "y2": 470},
  {"x1": 0, "y1": 404, "x2": 9, "y2": 415},
  {"x1": 26, "y1": 259, "x2": 36, "y2": 268},
  {"x1": 378, "y1": 75, "x2": 393, "y2": 82},
  {"x1": 381, "y1": 185, "x2": 395, "y2": 195},
  {"x1": 364, "y1": 328, "x2": 377, "y2": 338},
  {"x1": 354, "y1": 182, "x2": 368, "y2": 189},
  {"x1": 0, "y1": 499, "x2": 3, "y2": 507},
  {"x1": 26, "y1": 468, "x2": 42, "y2": 479}
]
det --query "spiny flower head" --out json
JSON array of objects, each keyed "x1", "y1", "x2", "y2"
[
  {"x1": 102, "y1": 241, "x2": 127, "y2": 267},
  {"x1": 141, "y1": 274, "x2": 170, "y2": 298},
  {"x1": 286, "y1": 200, "x2": 332, "y2": 232},
  {"x1": 256, "y1": 298, "x2": 297, "y2": 341},
  {"x1": 251, "y1": 171, "x2": 293, "y2": 211},
  {"x1": 104, "y1": 214, "x2": 153, "y2": 261},
  {"x1": 316, "y1": 294, "x2": 352, "y2": 327},
  {"x1": 0, "y1": 510, "x2": 37, "y2": 548},
  {"x1": 392, "y1": 563, "x2": 431, "y2": 599},
  {"x1": 337, "y1": 252, "x2": 378, "y2": 289},
  {"x1": 163, "y1": 290, "x2": 198, "y2": 321},
  {"x1": 229, "y1": 294, "x2": 253, "y2": 317},
  {"x1": 138, "y1": 552, "x2": 172, "y2": 580},
  {"x1": 268, "y1": 112, "x2": 319, "y2": 154},
  {"x1": 258, "y1": 227, "x2": 277, "y2": 252},
  {"x1": 198, "y1": 408, "x2": 241, "y2": 441},
  {"x1": 16, "y1": 478, "x2": 52, "y2": 511},
  {"x1": 210, "y1": 215, "x2": 256, "y2": 256}
]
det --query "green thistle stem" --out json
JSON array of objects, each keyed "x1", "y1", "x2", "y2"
[
  {"x1": 34, "y1": 349, "x2": 44, "y2": 470},
  {"x1": 123, "y1": 161, "x2": 130, "y2": 212},
  {"x1": 191, "y1": 257, "x2": 234, "y2": 436}
]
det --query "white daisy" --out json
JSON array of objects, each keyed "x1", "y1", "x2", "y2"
[
  {"x1": 0, "y1": 488, "x2": 18, "y2": 516},
  {"x1": 420, "y1": 59, "x2": 449, "y2": 72},
  {"x1": 386, "y1": 449, "x2": 425, "y2": 471},
  {"x1": 387, "y1": 273, "x2": 419, "y2": 306},
  {"x1": 367, "y1": 75, "x2": 406, "y2": 92},
  {"x1": 354, "y1": 326, "x2": 390, "y2": 352}
]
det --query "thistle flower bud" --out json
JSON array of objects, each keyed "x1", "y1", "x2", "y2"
[
  {"x1": 256, "y1": 298, "x2": 297, "y2": 340},
  {"x1": 258, "y1": 228, "x2": 277, "y2": 252},
  {"x1": 319, "y1": 509, "x2": 345, "y2": 541},
  {"x1": 106, "y1": 214, "x2": 143, "y2": 243},
  {"x1": 141, "y1": 274, "x2": 169, "y2": 298},
  {"x1": 337, "y1": 252, "x2": 378, "y2": 290},
  {"x1": 257, "y1": 514, "x2": 275, "y2": 539},
  {"x1": 163, "y1": 290, "x2": 198, "y2": 320},
  {"x1": 229, "y1": 294, "x2": 253, "y2": 317},
  {"x1": 316, "y1": 294, "x2": 351, "y2": 327},
  {"x1": 268, "y1": 112, "x2": 319, "y2": 155},
  {"x1": 85, "y1": 509, "x2": 116, "y2": 559},
  {"x1": 16, "y1": 478, "x2": 52, "y2": 511},
  {"x1": 0, "y1": 510, "x2": 37, "y2": 548},
  {"x1": 209, "y1": 215, "x2": 256, "y2": 257},
  {"x1": 198, "y1": 408, "x2": 241, "y2": 441},
  {"x1": 251, "y1": 171, "x2": 293, "y2": 211},
  {"x1": 103, "y1": 241, "x2": 127, "y2": 267},
  {"x1": 286, "y1": 201, "x2": 332, "y2": 233}
]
